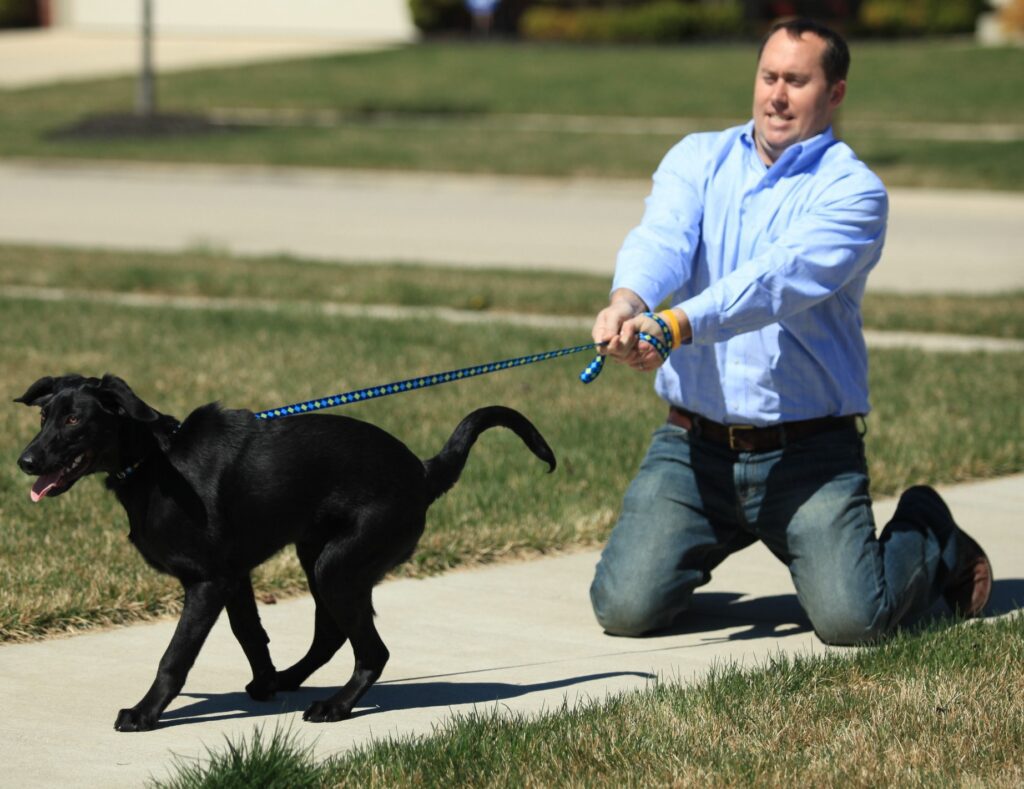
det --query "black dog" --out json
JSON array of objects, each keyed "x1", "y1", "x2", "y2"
[{"x1": 15, "y1": 374, "x2": 555, "y2": 731}]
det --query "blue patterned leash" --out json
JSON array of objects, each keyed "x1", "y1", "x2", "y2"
[
  {"x1": 256, "y1": 342, "x2": 600, "y2": 421},
  {"x1": 253, "y1": 313, "x2": 675, "y2": 421}
]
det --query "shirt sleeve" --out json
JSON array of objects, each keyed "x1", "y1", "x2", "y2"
[
  {"x1": 611, "y1": 135, "x2": 707, "y2": 311},
  {"x1": 680, "y1": 178, "x2": 888, "y2": 344}
]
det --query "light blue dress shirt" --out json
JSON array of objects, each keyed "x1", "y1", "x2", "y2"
[{"x1": 613, "y1": 121, "x2": 888, "y2": 426}]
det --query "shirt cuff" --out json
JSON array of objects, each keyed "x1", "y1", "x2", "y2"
[{"x1": 677, "y1": 290, "x2": 719, "y2": 345}]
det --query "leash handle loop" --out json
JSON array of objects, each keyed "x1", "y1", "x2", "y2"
[{"x1": 581, "y1": 311, "x2": 676, "y2": 385}]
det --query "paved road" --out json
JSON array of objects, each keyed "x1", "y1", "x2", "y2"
[
  {"x1": 1, "y1": 161, "x2": 1022, "y2": 293},
  {"x1": 2, "y1": 29, "x2": 1020, "y2": 293},
  {"x1": 1, "y1": 475, "x2": 1021, "y2": 788}
]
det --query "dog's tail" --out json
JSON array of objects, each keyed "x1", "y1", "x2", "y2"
[{"x1": 422, "y1": 406, "x2": 556, "y2": 504}]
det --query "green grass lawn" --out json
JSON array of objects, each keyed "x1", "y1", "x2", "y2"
[
  {"x1": 2, "y1": 245, "x2": 1023, "y2": 337},
  {"x1": 1, "y1": 249, "x2": 1021, "y2": 642},
  {"x1": 2, "y1": 41, "x2": 1022, "y2": 188},
  {"x1": 160, "y1": 616, "x2": 1024, "y2": 787},
  {"x1": 2, "y1": 249, "x2": 1020, "y2": 785}
]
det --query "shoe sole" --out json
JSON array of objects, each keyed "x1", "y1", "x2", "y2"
[{"x1": 946, "y1": 528, "x2": 993, "y2": 617}]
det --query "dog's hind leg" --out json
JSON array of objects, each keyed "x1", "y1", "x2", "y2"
[
  {"x1": 301, "y1": 507, "x2": 423, "y2": 723},
  {"x1": 114, "y1": 580, "x2": 227, "y2": 732},
  {"x1": 224, "y1": 576, "x2": 278, "y2": 701},
  {"x1": 256, "y1": 541, "x2": 348, "y2": 696},
  {"x1": 303, "y1": 585, "x2": 388, "y2": 723},
  {"x1": 299, "y1": 527, "x2": 403, "y2": 723},
  {"x1": 274, "y1": 605, "x2": 348, "y2": 693}
]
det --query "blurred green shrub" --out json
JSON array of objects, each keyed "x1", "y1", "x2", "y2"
[
  {"x1": 410, "y1": 0, "x2": 534, "y2": 34},
  {"x1": 520, "y1": 0, "x2": 745, "y2": 43},
  {"x1": 0, "y1": 0, "x2": 39, "y2": 27},
  {"x1": 858, "y1": 0, "x2": 985, "y2": 35},
  {"x1": 409, "y1": 0, "x2": 471, "y2": 33}
]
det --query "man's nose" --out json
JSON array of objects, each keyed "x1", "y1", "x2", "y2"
[{"x1": 18, "y1": 451, "x2": 42, "y2": 475}]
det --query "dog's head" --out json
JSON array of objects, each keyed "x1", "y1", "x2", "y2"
[{"x1": 15, "y1": 374, "x2": 168, "y2": 502}]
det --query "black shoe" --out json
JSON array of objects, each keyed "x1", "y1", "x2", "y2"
[{"x1": 942, "y1": 526, "x2": 993, "y2": 618}]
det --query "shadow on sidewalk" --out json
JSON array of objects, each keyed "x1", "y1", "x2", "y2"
[
  {"x1": 988, "y1": 578, "x2": 1024, "y2": 616},
  {"x1": 156, "y1": 582, "x2": 1022, "y2": 730},
  {"x1": 634, "y1": 580, "x2": 1024, "y2": 643},
  {"x1": 161, "y1": 670, "x2": 655, "y2": 728},
  {"x1": 641, "y1": 591, "x2": 814, "y2": 642}
]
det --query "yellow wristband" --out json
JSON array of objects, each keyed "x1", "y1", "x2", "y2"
[{"x1": 657, "y1": 309, "x2": 682, "y2": 349}]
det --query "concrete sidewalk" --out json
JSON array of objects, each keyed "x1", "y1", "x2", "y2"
[
  {"x1": 1, "y1": 474, "x2": 1021, "y2": 788},
  {"x1": 1, "y1": 161, "x2": 1022, "y2": 293}
]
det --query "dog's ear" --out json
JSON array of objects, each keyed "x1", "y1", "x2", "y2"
[
  {"x1": 14, "y1": 375, "x2": 89, "y2": 407},
  {"x1": 93, "y1": 374, "x2": 162, "y2": 423}
]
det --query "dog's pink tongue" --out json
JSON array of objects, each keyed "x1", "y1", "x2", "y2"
[{"x1": 30, "y1": 473, "x2": 60, "y2": 503}]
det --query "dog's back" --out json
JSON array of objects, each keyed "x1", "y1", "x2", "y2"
[{"x1": 138, "y1": 404, "x2": 429, "y2": 573}]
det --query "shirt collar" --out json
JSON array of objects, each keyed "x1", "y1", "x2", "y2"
[{"x1": 740, "y1": 121, "x2": 837, "y2": 175}]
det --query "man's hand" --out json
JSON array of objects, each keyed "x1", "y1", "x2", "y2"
[{"x1": 592, "y1": 290, "x2": 663, "y2": 373}]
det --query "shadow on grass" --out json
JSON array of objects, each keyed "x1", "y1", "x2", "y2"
[
  {"x1": 161, "y1": 670, "x2": 655, "y2": 728},
  {"x1": 45, "y1": 112, "x2": 250, "y2": 140}
]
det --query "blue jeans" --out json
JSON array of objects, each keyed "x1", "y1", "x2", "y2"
[{"x1": 590, "y1": 421, "x2": 960, "y2": 645}]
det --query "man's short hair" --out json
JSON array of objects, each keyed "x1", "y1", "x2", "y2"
[{"x1": 759, "y1": 18, "x2": 851, "y2": 86}]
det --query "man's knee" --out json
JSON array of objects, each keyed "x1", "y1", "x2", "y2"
[
  {"x1": 807, "y1": 603, "x2": 889, "y2": 646},
  {"x1": 590, "y1": 576, "x2": 673, "y2": 637}
]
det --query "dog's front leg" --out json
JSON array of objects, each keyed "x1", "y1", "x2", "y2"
[
  {"x1": 114, "y1": 580, "x2": 226, "y2": 732},
  {"x1": 224, "y1": 576, "x2": 278, "y2": 701}
]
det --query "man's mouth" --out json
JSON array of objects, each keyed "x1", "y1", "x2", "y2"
[{"x1": 30, "y1": 452, "x2": 92, "y2": 502}]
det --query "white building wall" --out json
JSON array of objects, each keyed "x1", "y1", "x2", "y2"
[{"x1": 48, "y1": 0, "x2": 415, "y2": 40}]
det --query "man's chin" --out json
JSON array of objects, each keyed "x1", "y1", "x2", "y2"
[{"x1": 754, "y1": 131, "x2": 798, "y2": 164}]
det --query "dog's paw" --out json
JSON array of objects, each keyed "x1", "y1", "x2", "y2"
[
  {"x1": 303, "y1": 700, "x2": 352, "y2": 723},
  {"x1": 114, "y1": 707, "x2": 157, "y2": 732},
  {"x1": 245, "y1": 674, "x2": 278, "y2": 702}
]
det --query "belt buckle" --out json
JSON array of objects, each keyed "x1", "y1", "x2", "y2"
[{"x1": 727, "y1": 424, "x2": 756, "y2": 451}]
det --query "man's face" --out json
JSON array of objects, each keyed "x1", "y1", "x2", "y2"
[{"x1": 752, "y1": 30, "x2": 846, "y2": 165}]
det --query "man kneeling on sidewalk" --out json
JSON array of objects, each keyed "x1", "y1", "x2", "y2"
[{"x1": 588, "y1": 19, "x2": 991, "y2": 644}]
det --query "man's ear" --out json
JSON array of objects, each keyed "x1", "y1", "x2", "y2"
[
  {"x1": 14, "y1": 375, "x2": 89, "y2": 407},
  {"x1": 829, "y1": 79, "x2": 846, "y2": 110},
  {"x1": 93, "y1": 374, "x2": 161, "y2": 423}
]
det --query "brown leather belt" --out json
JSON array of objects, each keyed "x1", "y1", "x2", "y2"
[{"x1": 668, "y1": 406, "x2": 856, "y2": 452}]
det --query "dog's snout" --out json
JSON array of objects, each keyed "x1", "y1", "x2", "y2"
[{"x1": 18, "y1": 451, "x2": 42, "y2": 475}]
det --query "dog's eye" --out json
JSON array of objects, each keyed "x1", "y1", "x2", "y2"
[{"x1": 65, "y1": 414, "x2": 80, "y2": 426}]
